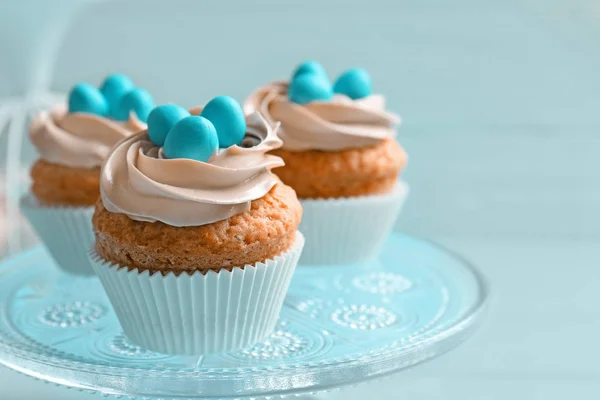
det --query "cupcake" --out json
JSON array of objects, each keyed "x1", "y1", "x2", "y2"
[
  {"x1": 244, "y1": 61, "x2": 408, "y2": 265},
  {"x1": 89, "y1": 98, "x2": 304, "y2": 355},
  {"x1": 21, "y1": 74, "x2": 152, "y2": 275}
]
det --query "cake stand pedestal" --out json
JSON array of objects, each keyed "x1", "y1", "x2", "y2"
[{"x1": 0, "y1": 233, "x2": 488, "y2": 399}]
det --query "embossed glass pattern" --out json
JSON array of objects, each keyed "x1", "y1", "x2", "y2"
[{"x1": 0, "y1": 234, "x2": 488, "y2": 399}]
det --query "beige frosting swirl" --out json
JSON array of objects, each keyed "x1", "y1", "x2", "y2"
[
  {"x1": 30, "y1": 105, "x2": 146, "y2": 169},
  {"x1": 100, "y1": 113, "x2": 284, "y2": 227},
  {"x1": 243, "y1": 81, "x2": 401, "y2": 151}
]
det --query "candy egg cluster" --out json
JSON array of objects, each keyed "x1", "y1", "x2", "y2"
[
  {"x1": 147, "y1": 96, "x2": 246, "y2": 162},
  {"x1": 68, "y1": 74, "x2": 155, "y2": 122},
  {"x1": 288, "y1": 61, "x2": 372, "y2": 104}
]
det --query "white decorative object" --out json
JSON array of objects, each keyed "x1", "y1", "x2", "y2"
[{"x1": 0, "y1": 1, "x2": 99, "y2": 254}]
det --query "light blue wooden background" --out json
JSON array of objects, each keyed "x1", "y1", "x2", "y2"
[{"x1": 1, "y1": 0, "x2": 599, "y2": 398}]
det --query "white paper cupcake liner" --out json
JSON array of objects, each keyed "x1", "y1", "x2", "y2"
[
  {"x1": 20, "y1": 194, "x2": 95, "y2": 276},
  {"x1": 89, "y1": 231, "x2": 305, "y2": 355},
  {"x1": 299, "y1": 181, "x2": 409, "y2": 265}
]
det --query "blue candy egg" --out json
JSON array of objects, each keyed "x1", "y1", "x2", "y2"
[
  {"x1": 68, "y1": 83, "x2": 108, "y2": 116},
  {"x1": 291, "y1": 60, "x2": 327, "y2": 80},
  {"x1": 114, "y1": 88, "x2": 155, "y2": 122},
  {"x1": 288, "y1": 74, "x2": 333, "y2": 105},
  {"x1": 163, "y1": 116, "x2": 218, "y2": 162},
  {"x1": 147, "y1": 104, "x2": 190, "y2": 147},
  {"x1": 333, "y1": 68, "x2": 372, "y2": 100},
  {"x1": 99, "y1": 74, "x2": 135, "y2": 117},
  {"x1": 200, "y1": 96, "x2": 246, "y2": 148}
]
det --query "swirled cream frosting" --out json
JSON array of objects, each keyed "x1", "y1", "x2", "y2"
[
  {"x1": 100, "y1": 113, "x2": 284, "y2": 227},
  {"x1": 30, "y1": 105, "x2": 146, "y2": 169},
  {"x1": 243, "y1": 81, "x2": 401, "y2": 151}
]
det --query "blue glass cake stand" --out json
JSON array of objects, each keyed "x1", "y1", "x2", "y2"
[{"x1": 0, "y1": 233, "x2": 488, "y2": 399}]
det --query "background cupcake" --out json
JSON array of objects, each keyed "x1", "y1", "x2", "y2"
[
  {"x1": 244, "y1": 61, "x2": 408, "y2": 265},
  {"x1": 22, "y1": 74, "x2": 152, "y2": 275},
  {"x1": 90, "y1": 97, "x2": 304, "y2": 355}
]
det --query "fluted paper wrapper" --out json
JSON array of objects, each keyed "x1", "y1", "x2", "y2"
[
  {"x1": 20, "y1": 194, "x2": 95, "y2": 275},
  {"x1": 299, "y1": 182, "x2": 409, "y2": 265},
  {"x1": 89, "y1": 232, "x2": 304, "y2": 355}
]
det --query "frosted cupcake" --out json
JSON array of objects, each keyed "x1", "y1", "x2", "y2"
[
  {"x1": 244, "y1": 61, "x2": 408, "y2": 265},
  {"x1": 21, "y1": 74, "x2": 152, "y2": 275},
  {"x1": 89, "y1": 97, "x2": 304, "y2": 355}
]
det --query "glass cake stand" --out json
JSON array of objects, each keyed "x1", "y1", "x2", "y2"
[{"x1": 0, "y1": 233, "x2": 488, "y2": 399}]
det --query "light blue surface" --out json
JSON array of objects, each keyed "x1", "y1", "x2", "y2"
[
  {"x1": 0, "y1": 234, "x2": 486, "y2": 399},
  {"x1": 1, "y1": 0, "x2": 599, "y2": 399}
]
